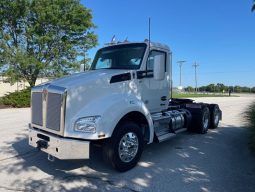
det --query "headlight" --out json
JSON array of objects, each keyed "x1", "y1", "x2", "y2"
[{"x1": 74, "y1": 116, "x2": 100, "y2": 133}]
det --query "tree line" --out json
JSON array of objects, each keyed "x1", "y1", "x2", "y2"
[{"x1": 185, "y1": 84, "x2": 255, "y2": 93}]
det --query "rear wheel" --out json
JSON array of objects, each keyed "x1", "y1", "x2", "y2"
[
  {"x1": 209, "y1": 104, "x2": 220, "y2": 129},
  {"x1": 200, "y1": 107, "x2": 210, "y2": 134},
  {"x1": 188, "y1": 106, "x2": 210, "y2": 134},
  {"x1": 103, "y1": 121, "x2": 144, "y2": 172}
]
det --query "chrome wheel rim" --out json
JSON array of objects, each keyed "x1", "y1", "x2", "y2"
[
  {"x1": 118, "y1": 132, "x2": 139, "y2": 163},
  {"x1": 203, "y1": 110, "x2": 209, "y2": 130}
]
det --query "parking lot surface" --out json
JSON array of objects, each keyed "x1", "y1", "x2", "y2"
[{"x1": 0, "y1": 95, "x2": 255, "y2": 192}]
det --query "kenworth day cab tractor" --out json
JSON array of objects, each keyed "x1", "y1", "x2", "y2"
[{"x1": 28, "y1": 40, "x2": 222, "y2": 171}]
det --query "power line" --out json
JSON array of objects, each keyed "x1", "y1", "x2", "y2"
[
  {"x1": 192, "y1": 62, "x2": 199, "y2": 92},
  {"x1": 177, "y1": 60, "x2": 186, "y2": 87}
]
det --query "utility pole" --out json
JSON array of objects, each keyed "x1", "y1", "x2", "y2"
[
  {"x1": 177, "y1": 60, "x2": 186, "y2": 88},
  {"x1": 192, "y1": 62, "x2": 199, "y2": 92}
]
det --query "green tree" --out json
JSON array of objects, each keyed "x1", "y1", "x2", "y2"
[
  {"x1": 0, "y1": 0, "x2": 97, "y2": 87},
  {"x1": 241, "y1": 86, "x2": 250, "y2": 93},
  {"x1": 234, "y1": 86, "x2": 242, "y2": 93},
  {"x1": 206, "y1": 84, "x2": 215, "y2": 92},
  {"x1": 186, "y1": 86, "x2": 194, "y2": 92},
  {"x1": 199, "y1": 86, "x2": 207, "y2": 92}
]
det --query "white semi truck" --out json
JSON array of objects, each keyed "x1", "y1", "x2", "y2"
[{"x1": 28, "y1": 40, "x2": 222, "y2": 171}]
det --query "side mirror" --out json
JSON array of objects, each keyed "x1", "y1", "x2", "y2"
[
  {"x1": 153, "y1": 55, "x2": 165, "y2": 80},
  {"x1": 80, "y1": 64, "x2": 85, "y2": 72}
]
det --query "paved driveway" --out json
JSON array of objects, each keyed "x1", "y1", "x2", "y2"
[{"x1": 0, "y1": 96, "x2": 255, "y2": 192}]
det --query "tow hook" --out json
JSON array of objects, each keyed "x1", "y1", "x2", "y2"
[{"x1": 36, "y1": 140, "x2": 48, "y2": 149}]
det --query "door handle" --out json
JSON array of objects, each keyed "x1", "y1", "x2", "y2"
[{"x1": 161, "y1": 96, "x2": 167, "y2": 101}]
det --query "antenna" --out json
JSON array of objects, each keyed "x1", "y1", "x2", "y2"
[
  {"x1": 148, "y1": 17, "x2": 151, "y2": 51},
  {"x1": 146, "y1": 18, "x2": 151, "y2": 73}
]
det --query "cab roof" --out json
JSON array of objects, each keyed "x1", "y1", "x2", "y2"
[{"x1": 104, "y1": 40, "x2": 170, "y2": 52}]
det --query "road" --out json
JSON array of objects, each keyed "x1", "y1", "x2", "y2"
[{"x1": 0, "y1": 95, "x2": 255, "y2": 192}]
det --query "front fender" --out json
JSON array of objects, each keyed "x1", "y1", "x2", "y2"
[{"x1": 64, "y1": 93, "x2": 154, "y2": 143}]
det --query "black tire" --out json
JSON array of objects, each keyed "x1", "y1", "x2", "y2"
[
  {"x1": 182, "y1": 109, "x2": 192, "y2": 131},
  {"x1": 189, "y1": 106, "x2": 210, "y2": 134},
  {"x1": 103, "y1": 121, "x2": 144, "y2": 172},
  {"x1": 209, "y1": 104, "x2": 220, "y2": 129}
]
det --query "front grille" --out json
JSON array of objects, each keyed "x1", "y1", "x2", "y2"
[
  {"x1": 31, "y1": 85, "x2": 66, "y2": 134},
  {"x1": 46, "y1": 93, "x2": 62, "y2": 131},
  {"x1": 32, "y1": 92, "x2": 43, "y2": 126}
]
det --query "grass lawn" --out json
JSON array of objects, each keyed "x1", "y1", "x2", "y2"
[{"x1": 172, "y1": 92, "x2": 237, "y2": 98}]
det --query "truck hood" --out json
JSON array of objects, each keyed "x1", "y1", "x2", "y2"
[
  {"x1": 48, "y1": 69, "x2": 129, "y2": 88},
  {"x1": 43, "y1": 69, "x2": 137, "y2": 133},
  {"x1": 31, "y1": 68, "x2": 140, "y2": 137}
]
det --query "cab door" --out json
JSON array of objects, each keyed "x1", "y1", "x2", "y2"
[{"x1": 139, "y1": 50, "x2": 170, "y2": 113}]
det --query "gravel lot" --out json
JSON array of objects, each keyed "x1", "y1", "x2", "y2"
[{"x1": 0, "y1": 95, "x2": 255, "y2": 192}]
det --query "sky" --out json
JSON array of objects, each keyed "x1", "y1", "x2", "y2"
[{"x1": 82, "y1": 0, "x2": 255, "y2": 87}]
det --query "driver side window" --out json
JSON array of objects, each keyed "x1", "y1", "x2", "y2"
[{"x1": 147, "y1": 50, "x2": 166, "y2": 71}]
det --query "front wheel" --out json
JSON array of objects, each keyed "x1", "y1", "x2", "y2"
[{"x1": 103, "y1": 121, "x2": 144, "y2": 172}]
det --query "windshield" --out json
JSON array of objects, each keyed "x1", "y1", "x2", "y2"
[{"x1": 91, "y1": 43, "x2": 147, "y2": 70}]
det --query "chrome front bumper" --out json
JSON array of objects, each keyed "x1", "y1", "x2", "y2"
[{"x1": 28, "y1": 128, "x2": 90, "y2": 160}]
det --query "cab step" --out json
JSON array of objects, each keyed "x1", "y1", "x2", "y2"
[
  {"x1": 155, "y1": 127, "x2": 187, "y2": 142},
  {"x1": 175, "y1": 128, "x2": 187, "y2": 134},
  {"x1": 156, "y1": 132, "x2": 176, "y2": 142}
]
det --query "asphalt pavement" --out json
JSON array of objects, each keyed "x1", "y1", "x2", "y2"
[{"x1": 0, "y1": 95, "x2": 255, "y2": 192}]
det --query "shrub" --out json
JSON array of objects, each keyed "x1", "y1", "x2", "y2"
[
  {"x1": 245, "y1": 102, "x2": 255, "y2": 153},
  {"x1": 0, "y1": 88, "x2": 31, "y2": 108}
]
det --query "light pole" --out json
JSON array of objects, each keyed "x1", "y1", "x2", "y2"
[
  {"x1": 177, "y1": 60, "x2": 186, "y2": 88},
  {"x1": 192, "y1": 62, "x2": 199, "y2": 92}
]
